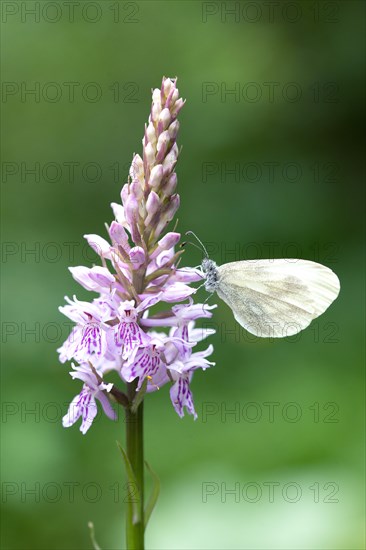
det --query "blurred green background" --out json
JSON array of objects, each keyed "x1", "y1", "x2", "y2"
[{"x1": 1, "y1": 1, "x2": 365, "y2": 549}]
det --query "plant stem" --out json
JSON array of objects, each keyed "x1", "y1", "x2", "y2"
[{"x1": 126, "y1": 380, "x2": 144, "y2": 550}]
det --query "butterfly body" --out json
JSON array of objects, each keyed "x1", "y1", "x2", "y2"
[{"x1": 201, "y1": 258, "x2": 220, "y2": 292}]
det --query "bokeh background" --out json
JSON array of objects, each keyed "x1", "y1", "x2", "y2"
[{"x1": 1, "y1": 1, "x2": 365, "y2": 548}]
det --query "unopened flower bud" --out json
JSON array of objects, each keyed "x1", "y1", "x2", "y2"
[
  {"x1": 168, "y1": 120, "x2": 180, "y2": 140},
  {"x1": 124, "y1": 195, "x2": 141, "y2": 244},
  {"x1": 129, "y1": 154, "x2": 144, "y2": 180},
  {"x1": 167, "y1": 193, "x2": 180, "y2": 216},
  {"x1": 149, "y1": 164, "x2": 164, "y2": 188},
  {"x1": 145, "y1": 123, "x2": 156, "y2": 147},
  {"x1": 88, "y1": 266, "x2": 116, "y2": 287},
  {"x1": 144, "y1": 142, "x2": 155, "y2": 166},
  {"x1": 163, "y1": 78, "x2": 175, "y2": 97},
  {"x1": 110, "y1": 202, "x2": 126, "y2": 225},
  {"x1": 129, "y1": 246, "x2": 145, "y2": 269},
  {"x1": 155, "y1": 194, "x2": 180, "y2": 236},
  {"x1": 130, "y1": 179, "x2": 143, "y2": 200},
  {"x1": 163, "y1": 173, "x2": 177, "y2": 196},
  {"x1": 162, "y1": 143, "x2": 178, "y2": 175},
  {"x1": 170, "y1": 88, "x2": 179, "y2": 104},
  {"x1": 156, "y1": 130, "x2": 170, "y2": 161},
  {"x1": 150, "y1": 231, "x2": 181, "y2": 259},
  {"x1": 158, "y1": 108, "x2": 171, "y2": 130},
  {"x1": 109, "y1": 221, "x2": 130, "y2": 250},
  {"x1": 145, "y1": 191, "x2": 160, "y2": 226},
  {"x1": 84, "y1": 234, "x2": 111, "y2": 258},
  {"x1": 171, "y1": 98, "x2": 185, "y2": 117},
  {"x1": 152, "y1": 88, "x2": 161, "y2": 105},
  {"x1": 158, "y1": 232, "x2": 181, "y2": 250},
  {"x1": 151, "y1": 103, "x2": 160, "y2": 124},
  {"x1": 124, "y1": 195, "x2": 139, "y2": 227},
  {"x1": 68, "y1": 266, "x2": 114, "y2": 291},
  {"x1": 121, "y1": 183, "x2": 129, "y2": 205}
]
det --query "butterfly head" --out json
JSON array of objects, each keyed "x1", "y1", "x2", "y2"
[{"x1": 184, "y1": 231, "x2": 219, "y2": 293}]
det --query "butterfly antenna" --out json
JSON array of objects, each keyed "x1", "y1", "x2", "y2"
[
  {"x1": 181, "y1": 240, "x2": 205, "y2": 255},
  {"x1": 185, "y1": 231, "x2": 209, "y2": 258}
]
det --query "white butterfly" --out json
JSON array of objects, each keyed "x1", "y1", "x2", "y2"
[{"x1": 187, "y1": 233, "x2": 340, "y2": 338}]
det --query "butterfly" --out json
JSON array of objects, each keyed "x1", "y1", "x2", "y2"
[{"x1": 186, "y1": 232, "x2": 340, "y2": 338}]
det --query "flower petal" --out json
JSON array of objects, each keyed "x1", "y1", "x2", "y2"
[{"x1": 169, "y1": 376, "x2": 197, "y2": 419}]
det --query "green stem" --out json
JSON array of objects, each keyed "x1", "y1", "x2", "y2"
[{"x1": 126, "y1": 380, "x2": 144, "y2": 550}]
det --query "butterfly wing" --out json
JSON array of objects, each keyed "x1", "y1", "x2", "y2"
[{"x1": 216, "y1": 259, "x2": 340, "y2": 337}]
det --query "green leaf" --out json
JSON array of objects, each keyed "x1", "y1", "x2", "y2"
[
  {"x1": 144, "y1": 460, "x2": 160, "y2": 530},
  {"x1": 88, "y1": 521, "x2": 101, "y2": 550},
  {"x1": 131, "y1": 377, "x2": 148, "y2": 414},
  {"x1": 116, "y1": 441, "x2": 141, "y2": 525}
]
